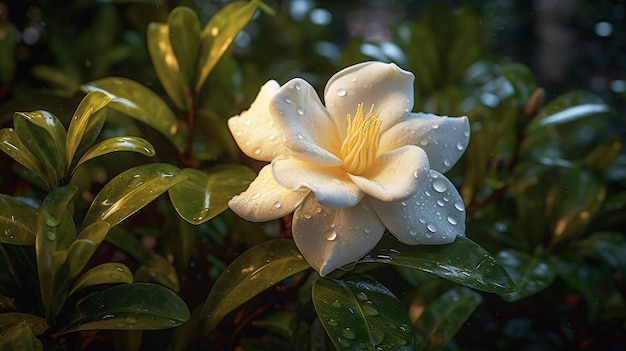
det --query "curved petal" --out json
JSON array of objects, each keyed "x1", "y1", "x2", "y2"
[
  {"x1": 269, "y1": 78, "x2": 342, "y2": 166},
  {"x1": 349, "y1": 145, "x2": 429, "y2": 202},
  {"x1": 228, "y1": 80, "x2": 290, "y2": 161},
  {"x1": 370, "y1": 170, "x2": 466, "y2": 245},
  {"x1": 324, "y1": 61, "x2": 414, "y2": 139},
  {"x1": 293, "y1": 195, "x2": 385, "y2": 276},
  {"x1": 228, "y1": 165, "x2": 309, "y2": 221},
  {"x1": 272, "y1": 156, "x2": 363, "y2": 208},
  {"x1": 380, "y1": 113, "x2": 470, "y2": 173}
]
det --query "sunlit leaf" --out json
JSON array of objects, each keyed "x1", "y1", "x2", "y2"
[
  {"x1": 69, "y1": 262, "x2": 133, "y2": 296},
  {"x1": 0, "y1": 195, "x2": 38, "y2": 245},
  {"x1": 414, "y1": 287, "x2": 483, "y2": 351},
  {"x1": 201, "y1": 239, "x2": 309, "y2": 334},
  {"x1": 496, "y1": 250, "x2": 556, "y2": 302},
  {"x1": 312, "y1": 278, "x2": 413, "y2": 351},
  {"x1": 146, "y1": 22, "x2": 189, "y2": 111},
  {"x1": 359, "y1": 235, "x2": 514, "y2": 293},
  {"x1": 135, "y1": 254, "x2": 180, "y2": 292},
  {"x1": 14, "y1": 111, "x2": 68, "y2": 188},
  {"x1": 168, "y1": 166, "x2": 255, "y2": 224},
  {"x1": 527, "y1": 91, "x2": 611, "y2": 132},
  {"x1": 168, "y1": 6, "x2": 200, "y2": 86},
  {"x1": 74, "y1": 136, "x2": 155, "y2": 170},
  {"x1": 83, "y1": 163, "x2": 186, "y2": 228},
  {"x1": 195, "y1": 0, "x2": 261, "y2": 91},
  {"x1": 0, "y1": 321, "x2": 43, "y2": 351},
  {"x1": 61, "y1": 283, "x2": 190, "y2": 334},
  {"x1": 65, "y1": 91, "x2": 111, "y2": 172},
  {"x1": 81, "y1": 77, "x2": 187, "y2": 152},
  {"x1": 0, "y1": 313, "x2": 48, "y2": 336},
  {"x1": 0, "y1": 128, "x2": 46, "y2": 183}
]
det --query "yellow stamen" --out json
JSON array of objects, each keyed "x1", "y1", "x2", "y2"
[{"x1": 341, "y1": 103, "x2": 381, "y2": 175}]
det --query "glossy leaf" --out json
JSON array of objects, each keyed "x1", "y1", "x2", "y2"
[
  {"x1": 0, "y1": 195, "x2": 38, "y2": 245},
  {"x1": 0, "y1": 322, "x2": 43, "y2": 351},
  {"x1": 61, "y1": 283, "x2": 190, "y2": 334},
  {"x1": 496, "y1": 250, "x2": 556, "y2": 302},
  {"x1": 0, "y1": 313, "x2": 48, "y2": 336},
  {"x1": 0, "y1": 128, "x2": 46, "y2": 183},
  {"x1": 526, "y1": 91, "x2": 611, "y2": 132},
  {"x1": 104, "y1": 227, "x2": 151, "y2": 264},
  {"x1": 83, "y1": 163, "x2": 186, "y2": 228},
  {"x1": 312, "y1": 278, "x2": 413, "y2": 351},
  {"x1": 414, "y1": 287, "x2": 483, "y2": 351},
  {"x1": 14, "y1": 111, "x2": 67, "y2": 188},
  {"x1": 168, "y1": 166, "x2": 255, "y2": 225},
  {"x1": 81, "y1": 77, "x2": 187, "y2": 152},
  {"x1": 359, "y1": 235, "x2": 514, "y2": 293},
  {"x1": 168, "y1": 6, "x2": 201, "y2": 86},
  {"x1": 65, "y1": 91, "x2": 111, "y2": 172},
  {"x1": 202, "y1": 239, "x2": 309, "y2": 334},
  {"x1": 146, "y1": 22, "x2": 189, "y2": 111},
  {"x1": 69, "y1": 262, "x2": 133, "y2": 296},
  {"x1": 195, "y1": 0, "x2": 261, "y2": 91},
  {"x1": 134, "y1": 254, "x2": 180, "y2": 292},
  {"x1": 74, "y1": 136, "x2": 155, "y2": 169}
]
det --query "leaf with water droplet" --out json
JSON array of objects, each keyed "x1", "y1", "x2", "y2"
[
  {"x1": 312, "y1": 277, "x2": 414, "y2": 351},
  {"x1": 69, "y1": 262, "x2": 133, "y2": 296},
  {"x1": 168, "y1": 165, "x2": 254, "y2": 225},
  {"x1": 0, "y1": 312, "x2": 49, "y2": 336},
  {"x1": 0, "y1": 128, "x2": 46, "y2": 185},
  {"x1": 201, "y1": 240, "x2": 310, "y2": 335},
  {"x1": 60, "y1": 283, "x2": 190, "y2": 334},
  {"x1": 73, "y1": 136, "x2": 155, "y2": 172},
  {"x1": 0, "y1": 319, "x2": 44, "y2": 350},
  {"x1": 0, "y1": 194, "x2": 38, "y2": 245},
  {"x1": 496, "y1": 249, "x2": 556, "y2": 302},
  {"x1": 359, "y1": 235, "x2": 514, "y2": 293},
  {"x1": 414, "y1": 287, "x2": 483, "y2": 351}
]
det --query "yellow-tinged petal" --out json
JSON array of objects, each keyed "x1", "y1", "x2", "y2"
[{"x1": 228, "y1": 165, "x2": 309, "y2": 221}]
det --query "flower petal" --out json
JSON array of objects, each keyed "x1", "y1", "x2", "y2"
[
  {"x1": 349, "y1": 145, "x2": 428, "y2": 202},
  {"x1": 324, "y1": 61, "x2": 414, "y2": 139},
  {"x1": 228, "y1": 80, "x2": 290, "y2": 161},
  {"x1": 272, "y1": 156, "x2": 364, "y2": 208},
  {"x1": 370, "y1": 169, "x2": 466, "y2": 245},
  {"x1": 293, "y1": 195, "x2": 385, "y2": 276},
  {"x1": 380, "y1": 113, "x2": 470, "y2": 173},
  {"x1": 270, "y1": 78, "x2": 342, "y2": 166},
  {"x1": 228, "y1": 165, "x2": 309, "y2": 221}
]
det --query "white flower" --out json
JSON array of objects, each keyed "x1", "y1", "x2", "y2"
[{"x1": 228, "y1": 61, "x2": 470, "y2": 276}]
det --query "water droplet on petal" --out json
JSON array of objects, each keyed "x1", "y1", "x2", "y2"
[
  {"x1": 413, "y1": 170, "x2": 419, "y2": 178},
  {"x1": 326, "y1": 231, "x2": 337, "y2": 241},
  {"x1": 425, "y1": 190, "x2": 432, "y2": 197},
  {"x1": 251, "y1": 193, "x2": 261, "y2": 199},
  {"x1": 433, "y1": 179, "x2": 448, "y2": 193},
  {"x1": 253, "y1": 148, "x2": 261, "y2": 155},
  {"x1": 401, "y1": 201, "x2": 407, "y2": 207},
  {"x1": 418, "y1": 217, "x2": 426, "y2": 224},
  {"x1": 464, "y1": 130, "x2": 470, "y2": 137},
  {"x1": 436, "y1": 199, "x2": 445, "y2": 207},
  {"x1": 315, "y1": 207, "x2": 322, "y2": 213},
  {"x1": 447, "y1": 214, "x2": 459, "y2": 225},
  {"x1": 454, "y1": 201, "x2": 465, "y2": 212},
  {"x1": 273, "y1": 202, "x2": 281, "y2": 209},
  {"x1": 284, "y1": 96, "x2": 292, "y2": 104},
  {"x1": 295, "y1": 82, "x2": 301, "y2": 90},
  {"x1": 337, "y1": 89, "x2": 347, "y2": 97},
  {"x1": 235, "y1": 130, "x2": 242, "y2": 136},
  {"x1": 296, "y1": 106, "x2": 304, "y2": 115},
  {"x1": 364, "y1": 228, "x2": 371, "y2": 234},
  {"x1": 432, "y1": 124, "x2": 439, "y2": 129},
  {"x1": 456, "y1": 142, "x2": 465, "y2": 151},
  {"x1": 297, "y1": 133, "x2": 303, "y2": 139},
  {"x1": 427, "y1": 223, "x2": 438, "y2": 233},
  {"x1": 443, "y1": 159, "x2": 451, "y2": 167},
  {"x1": 304, "y1": 213, "x2": 312, "y2": 219}
]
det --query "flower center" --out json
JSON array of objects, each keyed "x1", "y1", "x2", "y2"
[{"x1": 340, "y1": 103, "x2": 382, "y2": 175}]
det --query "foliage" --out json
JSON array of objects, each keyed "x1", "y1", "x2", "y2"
[{"x1": 1, "y1": 1, "x2": 625, "y2": 350}]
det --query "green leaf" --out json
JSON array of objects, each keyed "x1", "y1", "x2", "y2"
[
  {"x1": 65, "y1": 91, "x2": 111, "y2": 172},
  {"x1": 359, "y1": 235, "x2": 514, "y2": 293},
  {"x1": 195, "y1": 0, "x2": 261, "y2": 91},
  {"x1": 146, "y1": 22, "x2": 189, "y2": 111},
  {"x1": 135, "y1": 254, "x2": 180, "y2": 292},
  {"x1": 14, "y1": 111, "x2": 68, "y2": 188},
  {"x1": 414, "y1": 287, "x2": 483, "y2": 351},
  {"x1": 526, "y1": 91, "x2": 611, "y2": 132},
  {"x1": 69, "y1": 262, "x2": 133, "y2": 296},
  {"x1": 496, "y1": 250, "x2": 556, "y2": 302},
  {"x1": 168, "y1": 166, "x2": 255, "y2": 225},
  {"x1": 74, "y1": 136, "x2": 155, "y2": 170},
  {"x1": 83, "y1": 163, "x2": 186, "y2": 228},
  {"x1": 500, "y1": 63, "x2": 537, "y2": 106},
  {"x1": 573, "y1": 231, "x2": 626, "y2": 274},
  {"x1": 0, "y1": 128, "x2": 46, "y2": 183},
  {"x1": 81, "y1": 77, "x2": 187, "y2": 152},
  {"x1": 168, "y1": 7, "x2": 201, "y2": 87},
  {"x1": 104, "y1": 227, "x2": 151, "y2": 264},
  {"x1": 0, "y1": 322, "x2": 43, "y2": 351},
  {"x1": 0, "y1": 195, "x2": 38, "y2": 245},
  {"x1": 312, "y1": 278, "x2": 413, "y2": 351},
  {"x1": 201, "y1": 239, "x2": 309, "y2": 334},
  {"x1": 61, "y1": 283, "x2": 190, "y2": 334},
  {"x1": 0, "y1": 313, "x2": 48, "y2": 336}
]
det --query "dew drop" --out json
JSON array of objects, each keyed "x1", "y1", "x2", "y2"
[
  {"x1": 273, "y1": 202, "x2": 281, "y2": 209},
  {"x1": 424, "y1": 190, "x2": 432, "y2": 197},
  {"x1": 401, "y1": 201, "x2": 407, "y2": 207},
  {"x1": 269, "y1": 133, "x2": 276, "y2": 141},
  {"x1": 251, "y1": 193, "x2": 261, "y2": 199},
  {"x1": 331, "y1": 300, "x2": 342, "y2": 308},
  {"x1": 454, "y1": 201, "x2": 465, "y2": 212},
  {"x1": 115, "y1": 321, "x2": 126, "y2": 328},
  {"x1": 413, "y1": 170, "x2": 419, "y2": 178},
  {"x1": 420, "y1": 139, "x2": 429, "y2": 146},
  {"x1": 363, "y1": 305, "x2": 379, "y2": 316},
  {"x1": 284, "y1": 96, "x2": 292, "y2": 104},
  {"x1": 296, "y1": 106, "x2": 304, "y2": 115},
  {"x1": 364, "y1": 228, "x2": 371, "y2": 234},
  {"x1": 124, "y1": 316, "x2": 138, "y2": 325},
  {"x1": 337, "y1": 89, "x2": 347, "y2": 97},
  {"x1": 295, "y1": 82, "x2": 301, "y2": 90},
  {"x1": 464, "y1": 130, "x2": 470, "y2": 137},
  {"x1": 315, "y1": 207, "x2": 322, "y2": 213},
  {"x1": 436, "y1": 199, "x2": 445, "y2": 207},
  {"x1": 456, "y1": 142, "x2": 465, "y2": 151},
  {"x1": 432, "y1": 123, "x2": 439, "y2": 129},
  {"x1": 235, "y1": 130, "x2": 242, "y2": 136},
  {"x1": 357, "y1": 292, "x2": 368, "y2": 301},
  {"x1": 304, "y1": 213, "x2": 312, "y2": 219},
  {"x1": 432, "y1": 179, "x2": 448, "y2": 193},
  {"x1": 418, "y1": 217, "x2": 426, "y2": 224},
  {"x1": 45, "y1": 216, "x2": 60, "y2": 227},
  {"x1": 253, "y1": 148, "x2": 261, "y2": 155},
  {"x1": 110, "y1": 273, "x2": 121, "y2": 280},
  {"x1": 328, "y1": 318, "x2": 338, "y2": 327},
  {"x1": 326, "y1": 231, "x2": 337, "y2": 241},
  {"x1": 297, "y1": 133, "x2": 304, "y2": 139},
  {"x1": 46, "y1": 231, "x2": 56, "y2": 240},
  {"x1": 447, "y1": 214, "x2": 459, "y2": 225},
  {"x1": 443, "y1": 159, "x2": 451, "y2": 167},
  {"x1": 342, "y1": 328, "x2": 356, "y2": 339},
  {"x1": 427, "y1": 223, "x2": 438, "y2": 233}
]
